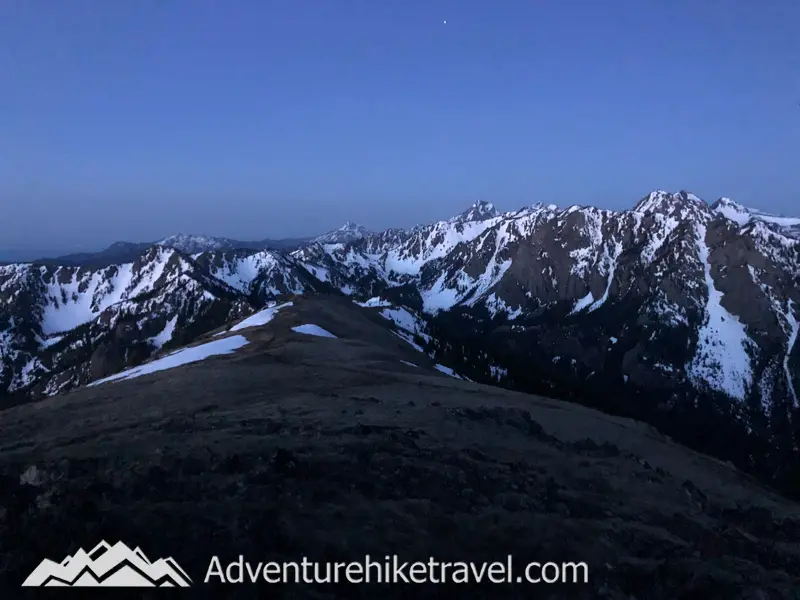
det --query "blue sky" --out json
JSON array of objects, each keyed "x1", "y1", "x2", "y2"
[{"x1": 1, "y1": 0, "x2": 799, "y2": 253}]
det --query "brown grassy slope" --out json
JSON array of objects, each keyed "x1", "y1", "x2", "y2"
[{"x1": 0, "y1": 295, "x2": 798, "y2": 599}]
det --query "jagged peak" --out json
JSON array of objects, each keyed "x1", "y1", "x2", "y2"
[
  {"x1": 633, "y1": 190, "x2": 708, "y2": 217},
  {"x1": 143, "y1": 243, "x2": 178, "y2": 257},
  {"x1": 528, "y1": 201, "x2": 559, "y2": 212},
  {"x1": 711, "y1": 197, "x2": 752, "y2": 226},
  {"x1": 159, "y1": 233, "x2": 226, "y2": 244},
  {"x1": 133, "y1": 245, "x2": 187, "y2": 271},
  {"x1": 511, "y1": 202, "x2": 556, "y2": 217},
  {"x1": 711, "y1": 196, "x2": 744, "y2": 209},
  {"x1": 156, "y1": 233, "x2": 235, "y2": 254},
  {"x1": 336, "y1": 221, "x2": 370, "y2": 233},
  {"x1": 313, "y1": 222, "x2": 371, "y2": 244},
  {"x1": 454, "y1": 199, "x2": 500, "y2": 223}
]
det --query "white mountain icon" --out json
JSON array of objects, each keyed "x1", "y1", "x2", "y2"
[{"x1": 21, "y1": 540, "x2": 192, "y2": 587}]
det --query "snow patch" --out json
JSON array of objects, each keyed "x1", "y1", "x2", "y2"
[
  {"x1": 421, "y1": 274, "x2": 461, "y2": 313},
  {"x1": 686, "y1": 224, "x2": 754, "y2": 400},
  {"x1": 392, "y1": 330, "x2": 425, "y2": 352},
  {"x1": 715, "y1": 202, "x2": 751, "y2": 226},
  {"x1": 434, "y1": 364, "x2": 462, "y2": 379},
  {"x1": 355, "y1": 297, "x2": 392, "y2": 308},
  {"x1": 229, "y1": 302, "x2": 293, "y2": 333},
  {"x1": 588, "y1": 241, "x2": 621, "y2": 312},
  {"x1": 292, "y1": 324, "x2": 337, "y2": 338},
  {"x1": 485, "y1": 293, "x2": 523, "y2": 320},
  {"x1": 570, "y1": 292, "x2": 595, "y2": 315},
  {"x1": 302, "y1": 264, "x2": 330, "y2": 282},
  {"x1": 89, "y1": 335, "x2": 249, "y2": 386},
  {"x1": 783, "y1": 300, "x2": 798, "y2": 408},
  {"x1": 149, "y1": 315, "x2": 177, "y2": 349},
  {"x1": 380, "y1": 307, "x2": 427, "y2": 338}
]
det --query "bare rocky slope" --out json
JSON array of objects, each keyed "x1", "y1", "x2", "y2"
[{"x1": 1, "y1": 295, "x2": 799, "y2": 597}]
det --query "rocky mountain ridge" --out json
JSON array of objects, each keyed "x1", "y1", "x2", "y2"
[
  {"x1": 311, "y1": 221, "x2": 372, "y2": 245},
  {"x1": 2, "y1": 191, "x2": 799, "y2": 499},
  {"x1": 294, "y1": 192, "x2": 799, "y2": 406},
  {"x1": 2, "y1": 192, "x2": 798, "y2": 408},
  {"x1": 3, "y1": 189, "x2": 800, "y2": 501}
]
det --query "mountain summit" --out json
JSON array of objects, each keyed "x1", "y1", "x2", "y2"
[
  {"x1": 313, "y1": 222, "x2": 371, "y2": 244},
  {"x1": 632, "y1": 190, "x2": 708, "y2": 217},
  {"x1": 454, "y1": 199, "x2": 500, "y2": 223},
  {"x1": 710, "y1": 197, "x2": 800, "y2": 238}
]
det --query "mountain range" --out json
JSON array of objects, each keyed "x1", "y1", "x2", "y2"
[
  {"x1": 2, "y1": 221, "x2": 375, "y2": 268},
  {"x1": 1, "y1": 190, "x2": 799, "y2": 498}
]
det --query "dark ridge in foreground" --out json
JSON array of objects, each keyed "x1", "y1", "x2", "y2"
[{"x1": 1, "y1": 297, "x2": 798, "y2": 598}]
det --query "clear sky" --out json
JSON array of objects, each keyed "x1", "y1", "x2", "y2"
[{"x1": 1, "y1": 0, "x2": 799, "y2": 255}]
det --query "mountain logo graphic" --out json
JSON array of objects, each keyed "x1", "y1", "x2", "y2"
[{"x1": 21, "y1": 541, "x2": 192, "y2": 587}]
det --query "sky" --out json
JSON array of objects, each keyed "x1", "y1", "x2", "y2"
[{"x1": 1, "y1": 0, "x2": 799, "y2": 256}]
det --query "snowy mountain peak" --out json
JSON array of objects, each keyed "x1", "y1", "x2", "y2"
[
  {"x1": 157, "y1": 234, "x2": 234, "y2": 254},
  {"x1": 454, "y1": 199, "x2": 500, "y2": 223},
  {"x1": 340, "y1": 221, "x2": 369, "y2": 233},
  {"x1": 633, "y1": 190, "x2": 707, "y2": 218},
  {"x1": 711, "y1": 197, "x2": 752, "y2": 226},
  {"x1": 713, "y1": 196, "x2": 741, "y2": 208},
  {"x1": 710, "y1": 198, "x2": 800, "y2": 237},
  {"x1": 313, "y1": 222, "x2": 371, "y2": 244}
]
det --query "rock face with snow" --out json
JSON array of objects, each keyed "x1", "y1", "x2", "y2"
[
  {"x1": 157, "y1": 234, "x2": 242, "y2": 254},
  {"x1": 157, "y1": 234, "x2": 312, "y2": 255},
  {"x1": 291, "y1": 194, "x2": 799, "y2": 412},
  {"x1": 3, "y1": 192, "x2": 799, "y2": 412},
  {"x1": 312, "y1": 221, "x2": 372, "y2": 245},
  {"x1": 23, "y1": 236, "x2": 314, "y2": 268},
  {"x1": 2, "y1": 191, "x2": 799, "y2": 496},
  {"x1": 0, "y1": 246, "x2": 317, "y2": 401},
  {"x1": 192, "y1": 249, "x2": 317, "y2": 303},
  {"x1": 711, "y1": 198, "x2": 800, "y2": 239}
]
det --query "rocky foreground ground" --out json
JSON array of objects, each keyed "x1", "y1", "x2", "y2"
[{"x1": 1, "y1": 297, "x2": 798, "y2": 598}]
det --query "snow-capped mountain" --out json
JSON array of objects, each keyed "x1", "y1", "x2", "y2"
[
  {"x1": 2, "y1": 192, "x2": 798, "y2": 420},
  {"x1": 313, "y1": 221, "x2": 372, "y2": 244},
  {"x1": 453, "y1": 198, "x2": 500, "y2": 223},
  {"x1": 157, "y1": 234, "x2": 312, "y2": 254},
  {"x1": 17, "y1": 236, "x2": 314, "y2": 268},
  {"x1": 0, "y1": 245, "x2": 318, "y2": 399},
  {"x1": 157, "y1": 234, "x2": 242, "y2": 254},
  {"x1": 711, "y1": 197, "x2": 800, "y2": 238},
  {"x1": 192, "y1": 248, "x2": 322, "y2": 303},
  {"x1": 291, "y1": 193, "x2": 799, "y2": 409}
]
